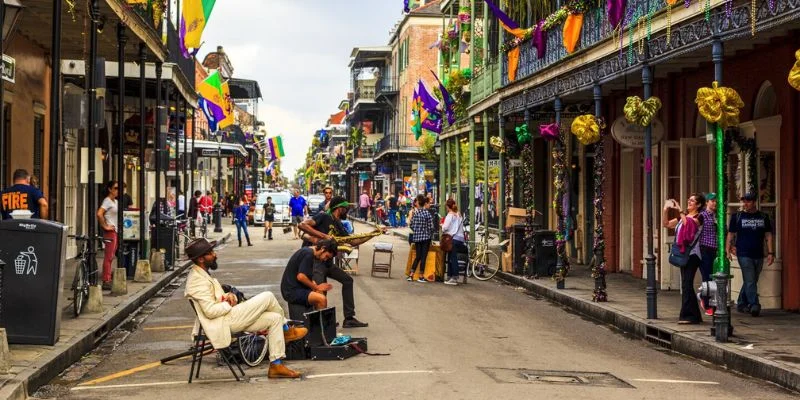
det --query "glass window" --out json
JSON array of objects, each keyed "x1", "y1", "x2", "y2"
[
  {"x1": 758, "y1": 151, "x2": 776, "y2": 203},
  {"x1": 726, "y1": 152, "x2": 744, "y2": 204}
]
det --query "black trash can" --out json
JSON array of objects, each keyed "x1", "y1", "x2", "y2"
[
  {"x1": 512, "y1": 223, "x2": 527, "y2": 275},
  {"x1": 533, "y1": 230, "x2": 557, "y2": 278},
  {"x1": 153, "y1": 225, "x2": 176, "y2": 268},
  {"x1": 122, "y1": 241, "x2": 139, "y2": 279},
  {"x1": 0, "y1": 219, "x2": 67, "y2": 345}
]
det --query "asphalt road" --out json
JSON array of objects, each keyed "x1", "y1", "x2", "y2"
[{"x1": 34, "y1": 223, "x2": 795, "y2": 400}]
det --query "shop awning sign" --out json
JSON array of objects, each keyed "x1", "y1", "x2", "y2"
[
  {"x1": 2, "y1": 54, "x2": 15, "y2": 84},
  {"x1": 611, "y1": 116, "x2": 665, "y2": 148},
  {"x1": 201, "y1": 149, "x2": 219, "y2": 156}
]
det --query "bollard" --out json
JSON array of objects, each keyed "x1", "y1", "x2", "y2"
[
  {"x1": 111, "y1": 268, "x2": 128, "y2": 295},
  {"x1": 85, "y1": 285, "x2": 104, "y2": 313},
  {"x1": 134, "y1": 259, "x2": 152, "y2": 282},
  {"x1": 150, "y1": 249, "x2": 165, "y2": 273},
  {"x1": 0, "y1": 328, "x2": 10, "y2": 373}
]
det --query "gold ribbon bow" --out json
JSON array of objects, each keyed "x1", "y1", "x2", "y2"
[
  {"x1": 623, "y1": 96, "x2": 662, "y2": 127},
  {"x1": 695, "y1": 81, "x2": 745, "y2": 128},
  {"x1": 571, "y1": 115, "x2": 602, "y2": 145},
  {"x1": 789, "y1": 49, "x2": 800, "y2": 91}
]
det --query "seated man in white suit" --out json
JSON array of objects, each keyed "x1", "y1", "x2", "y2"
[{"x1": 183, "y1": 238, "x2": 307, "y2": 379}]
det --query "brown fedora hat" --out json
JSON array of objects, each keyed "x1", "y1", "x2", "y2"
[{"x1": 184, "y1": 238, "x2": 218, "y2": 260}]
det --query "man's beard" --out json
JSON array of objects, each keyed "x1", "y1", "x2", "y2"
[{"x1": 208, "y1": 259, "x2": 219, "y2": 270}]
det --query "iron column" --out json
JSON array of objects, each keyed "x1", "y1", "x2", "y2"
[
  {"x1": 482, "y1": 111, "x2": 489, "y2": 232},
  {"x1": 643, "y1": 41, "x2": 658, "y2": 319},
  {"x1": 86, "y1": 0, "x2": 100, "y2": 285},
  {"x1": 154, "y1": 61, "x2": 163, "y2": 248},
  {"x1": 214, "y1": 140, "x2": 223, "y2": 233},
  {"x1": 554, "y1": 97, "x2": 566, "y2": 289},
  {"x1": 593, "y1": 82, "x2": 607, "y2": 301},
  {"x1": 468, "y1": 120, "x2": 476, "y2": 244},
  {"x1": 498, "y1": 109, "x2": 506, "y2": 241},
  {"x1": 116, "y1": 23, "x2": 127, "y2": 263},
  {"x1": 712, "y1": 37, "x2": 731, "y2": 342},
  {"x1": 48, "y1": 0, "x2": 62, "y2": 221},
  {"x1": 137, "y1": 43, "x2": 146, "y2": 258}
]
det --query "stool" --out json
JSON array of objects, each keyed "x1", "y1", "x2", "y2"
[
  {"x1": 340, "y1": 248, "x2": 360, "y2": 275},
  {"x1": 371, "y1": 242, "x2": 394, "y2": 278}
]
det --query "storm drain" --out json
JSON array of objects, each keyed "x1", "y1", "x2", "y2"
[
  {"x1": 478, "y1": 368, "x2": 634, "y2": 388},
  {"x1": 645, "y1": 326, "x2": 673, "y2": 349}
]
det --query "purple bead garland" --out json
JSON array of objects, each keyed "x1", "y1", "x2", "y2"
[
  {"x1": 592, "y1": 133, "x2": 608, "y2": 302},
  {"x1": 552, "y1": 132, "x2": 570, "y2": 282},
  {"x1": 521, "y1": 142, "x2": 536, "y2": 276}
]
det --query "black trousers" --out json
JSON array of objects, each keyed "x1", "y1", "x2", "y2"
[
  {"x1": 680, "y1": 255, "x2": 703, "y2": 323},
  {"x1": 411, "y1": 240, "x2": 431, "y2": 277},
  {"x1": 312, "y1": 260, "x2": 356, "y2": 320}
]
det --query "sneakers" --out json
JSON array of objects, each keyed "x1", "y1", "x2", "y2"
[
  {"x1": 342, "y1": 317, "x2": 369, "y2": 328},
  {"x1": 737, "y1": 304, "x2": 751, "y2": 314},
  {"x1": 406, "y1": 276, "x2": 413, "y2": 282},
  {"x1": 750, "y1": 304, "x2": 761, "y2": 317},
  {"x1": 267, "y1": 363, "x2": 301, "y2": 379},
  {"x1": 444, "y1": 277, "x2": 458, "y2": 286},
  {"x1": 416, "y1": 278, "x2": 427, "y2": 283},
  {"x1": 284, "y1": 326, "x2": 308, "y2": 342},
  {"x1": 101, "y1": 281, "x2": 112, "y2": 291}
]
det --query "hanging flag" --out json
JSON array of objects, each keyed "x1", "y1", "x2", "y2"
[
  {"x1": 198, "y1": 97, "x2": 219, "y2": 133},
  {"x1": 409, "y1": 86, "x2": 422, "y2": 139},
  {"x1": 181, "y1": 0, "x2": 216, "y2": 57},
  {"x1": 197, "y1": 71, "x2": 225, "y2": 120},
  {"x1": 403, "y1": 0, "x2": 416, "y2": 13},
  {"x1": 218, "y1": 80, "x2": 234, "y2": 129},
  {"x1": 265, "y1": 160, "x2": 275, "y2": 176},
  {"x1": 417, "y1": 80, "x2": 442, "y2": 134},
  {"x1": 267, "y1": 136, "x2": 286, "y2": 160},
  {"x1": 431, "y1": 70, "x2": 455, "y2": 125}
]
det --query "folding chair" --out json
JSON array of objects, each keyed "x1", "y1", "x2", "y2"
[
  {"x1": 184, "y1": 301, "x2": 247, "y2": 383},
  {"x1": 371, "y1": 242, "x2": 394, "y2": 278},
  {"x1": 339, "y1": 246, "x2": 360, "y2": 275}
]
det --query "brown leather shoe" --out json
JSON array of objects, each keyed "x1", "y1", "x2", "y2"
[
  {"x1": 268, "y1": 363, "x2": 301, "y2": 379},
  {"x1": 284, "y1": 326, "x2": 308, "y2": 342}
]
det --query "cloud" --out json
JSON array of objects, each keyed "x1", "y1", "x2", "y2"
[{"x1": 200, "y1": 0, "x2": 402, "y2": 178}]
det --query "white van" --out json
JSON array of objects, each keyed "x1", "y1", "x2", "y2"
[{"x1": 253, "y1": 192, "x2": 292, "y2": 226}]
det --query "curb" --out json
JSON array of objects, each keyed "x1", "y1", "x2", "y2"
[
  {"x1": 494, "y1": 271, "x2": 800, "y2": 393},
  {"x1": 0, "y1": 232, "x2": 231, "y2": 400}
]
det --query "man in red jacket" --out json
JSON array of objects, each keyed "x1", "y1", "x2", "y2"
[{"x1": 199, "y1": 190, "x2": 214, "y2": 224}]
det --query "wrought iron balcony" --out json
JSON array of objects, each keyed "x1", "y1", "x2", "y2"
[
  {"x1": 471, "y1": 62, "x2": 501, "y2": 106},
  {"x1": 375, "y1": 133, "x2": 422, "y2": 156},
  {"x1": 353, "y1": 82, "x2": 376, "y2": 104},
  {"x1": 375, "y1": 77, "x2": 398, "y2": 98},
  {"x1": 501, "y1": 1, "x2": 668, "y2": 86}
]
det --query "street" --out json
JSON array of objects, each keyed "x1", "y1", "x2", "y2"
[{"x1": 31, "y1": 225, "x2": 794, "y2": 400}]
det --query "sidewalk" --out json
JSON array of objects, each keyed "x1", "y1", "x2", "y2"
[
  {"x1": 354, "y1": 219, "x2": 800, "y2": 392},
  {"x1": 496, "y1": 268, "x2": 800, "y2": 393},
  {"x1": 0, "y1": 226, "x2": 234, "y2": 400}
]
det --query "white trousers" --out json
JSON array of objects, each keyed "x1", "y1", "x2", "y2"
[{"x1": 225, "y1": 292, "x2": 286, "y2": 361}]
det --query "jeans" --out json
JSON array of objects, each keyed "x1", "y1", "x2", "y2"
[
  {"x1": 360, "y1": 207, "x2": 368, "y2": 220},
  {"x1": 102, "y1": 230, "x2": 118, "y2": 283},
  {"x1": 235, "y1": 219, "x2": 250, "y2": 244},
  {"x1": 312, "y1": 260, "x2": 356, "y2": 319},
  {"x1": 410, "y1": 240, "x2": 431, "y2": 278},
  {"x1": 736, "y1": 256, "x2": 763, "y2": 308},
  {"x1": 447, "y1": 240, "x2": 468, "y2": 278},
  {"x1": 699, "y1": 246, "x2": 716, "y2": 282},
  {"x1": 388, "y1": 207, "x2": 398, "y2": 227},
  {"x1": 680, "y1": 255, "x2": 702, "y2": 323}
]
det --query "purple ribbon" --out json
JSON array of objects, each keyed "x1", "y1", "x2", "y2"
[
  {"x1": 645, "y1": 158, "x2": 652, "y2": 173},
  {"x1": 607, "y1": 0, "x2": 627, "y2": 28},
  {"x1": 531, "y1": 20, "x2": 546, "y2": 59},
  {"x1": 539, "y1": 122, "x2": 560, "y2": 140}
]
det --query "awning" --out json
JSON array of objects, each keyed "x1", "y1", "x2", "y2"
[{"x1": 188, "y1": 140, "x2": 248, "y2": 157}]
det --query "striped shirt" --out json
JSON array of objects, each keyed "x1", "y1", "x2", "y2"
[{"x1": 699, "y1": 209, "x2": 717, "y2": 249}]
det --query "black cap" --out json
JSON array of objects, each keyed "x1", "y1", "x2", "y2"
[{"x1": 740, "y1": 192, "x2": 757, "y2": 201}]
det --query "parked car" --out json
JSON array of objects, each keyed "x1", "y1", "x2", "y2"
[
  {"x1": 253, "y1": 192, "x2": 292, "y2": 226},
  {"x1": 307, "y1": 194, "x2": 325, "y2": 216}
]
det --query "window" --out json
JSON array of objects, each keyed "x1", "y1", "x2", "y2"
[{"x1": 33, "y1": 114, "x2": 44, "y2": 181}]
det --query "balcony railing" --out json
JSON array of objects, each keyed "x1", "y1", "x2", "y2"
[
  {"x1": 375, "y1": 77, "x2": 398, "y2": 98},
  {"x1": 502, "y1": 1, "x2": 662, "y2": 86},
  {"x1": 353, "y1": 83, "x2": 376, "y2": 104},
  {"x1": 129, "y1": 3, "x2": 158, "y2": 31},
  {"x1": 471, "y1": 62, "x2": 501, "y2": 106},
  {"x1": 354, "y1": 147, "x2": 376, "y2": 159}
]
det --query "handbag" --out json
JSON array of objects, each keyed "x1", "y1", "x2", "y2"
[{"x1": 668, "y1": 222, "x2": 702, "y2": 268}]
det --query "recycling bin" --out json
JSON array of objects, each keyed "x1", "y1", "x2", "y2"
[
  {"x1": 153, "y1": 225, "x2": 176, "y2": 268},
  {"x1": 0, "y1": 219, "x2": 67, "y2": 345}
]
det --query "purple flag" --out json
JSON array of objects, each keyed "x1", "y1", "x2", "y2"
[
  {"x1": 199, "y1": 97, "x2": 222, "y2": 132},
  {"x1": 417, "y1": 81, "x2": 442, "y2": 134},
  {"x1": 532, "y1": 20, "x2": 546, "y2": 59},
  {"x1": 607, "y1": 0, "x2": 626, "y2": 28},
  {"x1": 431, "y1": 70, "x2": 455, "y2": 125},
  {"x1": 483, "y1": 0, "x2": 519, "y2": 30},
  {"x1": 417, "y1": 80, "x2": 440, "y2": 114}
]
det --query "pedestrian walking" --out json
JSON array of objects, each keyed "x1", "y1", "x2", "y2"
[
  {"x1": 662, "y1": 194, "x2": 706, "y2": 324},
  {"x1": 188, "y1": 190, "x2": 201, "y2": 237},
  {"x1": 398, "y1": 192, "x2": 408, "y2": 227},
  {"x1": 698, "y1": 192, "x2": 719, "y2": 315},
  {"x1": 726, "y1": 192, "x2": 774, "y2": 317},
  {"x1": 263, "y1": 196, "x2": 275, "y2": 240},
  {"x1": 387, "y1": 192, "x2": 398, "y2": 227},
  {"x1": 408, "y1": 194, "x2": 434, "y2": 282},
  {"x1": 97, "y1": 180, "x2": 119, "y2": 291},
  {"x1": 234, "y1": 195, "x2": 253, "y2": 247},
  {"x1": 199, "y1": 190, "x2": 213, "y2": 224},
  {"x1": 289, "y1": 189, "x2": 308, "y2": 240},
  {"x1": 442, "y1": 199, "x2": 466, "y2": 285},
  {"x1": 0, "y1": 169, "x2": 48, "y2": 219},
  {"x1": 359, "y1": 190, "x2": 370, "y2": 220}
]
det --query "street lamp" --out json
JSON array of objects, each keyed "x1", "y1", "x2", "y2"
[
  {"x1": 370, "y1": 161, "x2": 377, "y2": 198},
  {"x1": 434, "y1": 139, "x2": 442, "y2": 156},
  {"x1": 434, "y1": 138, "x2": 442, "y2": 213},
  {"x1": 213, "y1": 134, "x2": 223, "y2": 233}
]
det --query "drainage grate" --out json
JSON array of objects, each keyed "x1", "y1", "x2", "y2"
[
  {"x1": 478, "y1": 368, "x2": 634, "y2": 388},
  {"x1": 645, "y1": 326, "x2": 673, "y2": 349}
]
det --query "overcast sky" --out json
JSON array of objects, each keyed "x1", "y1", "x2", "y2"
[{"x1": 200, "y1": 1, "x2": 403, "y2": 177}]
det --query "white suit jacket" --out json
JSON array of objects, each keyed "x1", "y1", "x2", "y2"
[{"x1": 184, "y1": 265, "x2": 233, "y2": 349}]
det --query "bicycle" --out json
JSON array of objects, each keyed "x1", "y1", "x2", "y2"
[
  {"x1": 69, "y1": 234, "x2": 110, "y2": 317},
  {"x1": 469, "y1": 226, "x2": 501, "y2": 281}
]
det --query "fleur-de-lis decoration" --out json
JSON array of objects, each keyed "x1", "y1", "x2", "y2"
[
  {"x1": 571, "y1": 115, "x2": 602, "y2": 145},
  {"x1": 695, "y1": 81, "x2": 745, "y2": 128},
  {"x1": 623, "y1": 96, "x2": 662, "y2": 127},
  {"x1": 515, "y1": 123, "x2": 531, "y2": 144},
  {"x1": 789, "y1": 49, "x2": 800, "y2": 91}
]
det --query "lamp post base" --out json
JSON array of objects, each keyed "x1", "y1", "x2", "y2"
[
  {"x1": 712, "y1": 271, "x2": 732, "y2": 342},
  {"x1": 213, "y1": 204, "x2": 223, "y2": 233}
]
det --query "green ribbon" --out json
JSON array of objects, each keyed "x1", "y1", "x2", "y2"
[{"x1": 713, "y1": 123, "x2": 730, "y2": 276}]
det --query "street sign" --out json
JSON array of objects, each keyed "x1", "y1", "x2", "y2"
[
  {"x1": 2, "y1": 54, "x2": 15, "y2": 84},
  {"x1": 201, "y1": 149, "x2": 218, "y2": 156},
  {"x1": 418, "y1": 166, "x2": 424, "y2": 174},
  {"x1": 487, "y1": 160, "x2": 499, "y2": 168}
]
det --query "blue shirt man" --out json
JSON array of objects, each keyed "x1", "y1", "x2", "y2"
[
  {"x1": 288, "y1": 189, "x2": 308, "y2": 240},
  {"x1": 1, "y1": 169, "x2": 48, "y2": 220}
]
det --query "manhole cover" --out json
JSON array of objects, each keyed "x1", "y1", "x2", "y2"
[{"x1": 478, "y1": 368, "x2": 634, "y2": 388}]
